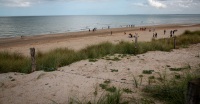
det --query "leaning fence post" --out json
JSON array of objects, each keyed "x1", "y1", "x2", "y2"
[
  {"x1": 186, "y1": 78, "x2": 200, "y2": 104},
  {"x1": 30, "y1": 48, "x2": 36, "y2": 72}
]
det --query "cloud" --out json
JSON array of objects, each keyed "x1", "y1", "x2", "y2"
[
  {"x1": 0, "y1": 0, "x2": 104, "y2": 7},
  {"x1": 0, "y1": 0, "x2": 33, "y2": 7},
  {"x1": 148, "y1": 0, "x2": 200, "y2": 9},
  {"x1": 132, "y1": 3, "x2": 148, "y2": 7},
  {"x1": 148, "y1": 0, "x2": 166, "y2": 8}
]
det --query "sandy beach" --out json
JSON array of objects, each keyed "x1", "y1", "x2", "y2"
[
  {"x1": 0, "y1": 24, "x2": 200, "y2": 56},
  {"x1": 0, "y1": 24, "x2": 200, "y2": 104}
]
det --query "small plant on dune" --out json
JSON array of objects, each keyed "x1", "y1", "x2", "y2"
[
  {"x1": 174, "y1": 74, "x2": 181, "y2": 79},
  {"x1": 106, "y1": 86, "x2": 117, "y2": 93},
  {"x1": 169, "y1": 64, "x2": 191, "y2": 71},
  {"x1": 139, "y1": 75, "x2": 143, "y2": 85},
  {"x1": 133, "y1": 75, "x2": 139, "y2": 88},
  {"x1": 104, "y1": 79, "x2": 111, "y2": 84},
  {"x1": 155, "y1": 70, "x2": 167, "y2": 83},
  {"x1": 140, "y1": 98, "x2": 155, "y2": 104},
  {"x1": 148, "y1": 76, "x2": 155, "y2": 85},
  {"x1": 123, "y1": 88, "x2": 133, "y2": 94},
  {"x1": 99, "y1": 83, "x2": 108, "y2": 90},
  {"x1": 110, "y1": 69, "x2": 118, "y2": 72},
  {"x1": 89, "y1": 59, "x2": 98, "y2": 62},
  {"x1": 142, "y1": 70, "x2": 154, "y2": 74}
]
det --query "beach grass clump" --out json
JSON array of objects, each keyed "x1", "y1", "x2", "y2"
[
  {"x1": 123, "y1": 88, "x2": 133, "y2": 94},
  {"x1": 110, "y1": 69, "x2": 118, "y2": 72},
  {"x1": 80, "y1": 42, "x2": 115, "y2": 59},
  {"x1": 0, "y1": 51, "x2": 31, "y2": 73},
  {"x1": 106, "y1": 86, "x2": 117, "y2": 93},
  {"x1": 89, "y1": 59, "x2": 98, "y2": 62},
  {"x1": 169, "y1": 65, "x2": 191, "y2": 72},
  {"x1": 142, "y1": 70, "x2": 154, "y2": 74},
  {"x1": 36, "y1": 48, "x2": 82, "y2": 71},
  {"x1": 114, "y1": 41, "x2": 135, "y2": 54},
  {"x1": 143, "y1": 69, "x2": 200, "y2": 104},
  {"x1": 69, "y1": 89, "x2": 123, "y2": 104}
]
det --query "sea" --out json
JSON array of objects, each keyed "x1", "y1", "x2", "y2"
[{"x1": 0, "y1": 14, "x2": 200, "y2": 38}]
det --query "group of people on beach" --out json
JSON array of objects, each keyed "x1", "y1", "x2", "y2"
[
  {"x1": 170, "y1": 30, "x2": 178, "y2": 37},
  {"x1": 89, "y1": 28, "x2": 97, "y2": 32},
  {"x1": 140, "y1": 27, "x2": 147, "y2": 31},
  {"x1": 153, "y1": 32, "x2": 158, "y2": 38},
  {"x1": 126, "y1": 25, "x2": 135, "y2": 28}
]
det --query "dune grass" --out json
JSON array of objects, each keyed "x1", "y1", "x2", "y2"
[
  {"x1": 0, "y1": 30, "x2": 200, "y2": 73},
  {"x1": 69, "y1": 89, "x2": 123, "y2": 104},
  {"x1": 143, "y1": 69, "x2": 200, "y2": 104}
]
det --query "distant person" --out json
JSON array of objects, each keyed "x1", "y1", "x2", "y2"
[
  {"x1": 155, "y1": 32, "x2": 157, "y2": 38},
  {"x1": 129, "y1": 33, "x2": 133, "y2": 38},
  {"x1": 108, "y1": 26, "x2": 110, "y2": 29},
  {"x1": 173, "y1": 29, "x2": 177, "y2": 36},
  {"x1": 164, "y1": 30, "x2": 166, "y2": 35},
  {"x1": 89, "y1": 29, "x2": 90, "y2": 32},
  {"x1": 170, "y1": 30, "x2": 173, "y2": 38},
  {"x1": 149, "y1": 29, "x2": 151, "y2": 32}
]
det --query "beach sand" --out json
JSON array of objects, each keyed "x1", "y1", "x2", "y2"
[
  {"x1": 0, "y1": 24, "x2": 200, "y2": 104},
  {"x1": 0, "y1": 24, "x2": 200, "y2": 56}
]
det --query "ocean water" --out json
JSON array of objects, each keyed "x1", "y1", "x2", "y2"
[{"x1": 0, "y1": 14, "x2": 200, "y2": 38}]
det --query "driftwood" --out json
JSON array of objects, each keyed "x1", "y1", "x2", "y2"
[{"x1": 186, "y1": 78, "x2": 200, "y2": 104}]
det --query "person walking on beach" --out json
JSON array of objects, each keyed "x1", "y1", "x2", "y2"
[
  {"x1": 170, "y1": 30, "x2": 173, "y2": 38},
  {"x1": 155, "y1": 32, "x2": 157, "y2": 38},
  {"x1": 129, "y1": 33, "x2": 133, "y2": 38},
  {"x1": 164, "y1": 30, "x2": 166, "y2": 35}
]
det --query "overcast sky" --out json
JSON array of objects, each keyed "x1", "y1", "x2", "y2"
[{"x1": 0, "y1": 0, "x2": 200, "y2": 16}]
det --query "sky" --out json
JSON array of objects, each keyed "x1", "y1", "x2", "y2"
[{"x1": 0, "y1": 0, "x2": 200, "y2": 16}]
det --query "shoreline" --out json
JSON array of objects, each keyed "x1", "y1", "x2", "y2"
[{"x1": 0, "y1": 23, "x2": 200, "y2": 56}]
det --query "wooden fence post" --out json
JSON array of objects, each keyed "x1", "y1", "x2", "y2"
[
  {"x1": 30, "y1": 48, "x2": 36, "y2": 72},
  {"x1": 167, "y1": 38, "x2": 170, "y2": 45},
  {"x1": 186, "y1": 78, "x2": 200, "y2": 104},
  {"x1": 134, "y1": 34, "x2": 139, "y2": 49},
  {"x1": 173, "y1": 36, "x2": 176, "y2": 49}
]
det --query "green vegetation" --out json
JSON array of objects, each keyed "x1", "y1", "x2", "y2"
[
  {"x1": 110, "y1": 69, "x2": 118, "y2": 72},
  {"x1": 143, "y1": 69, "x2": 200, "y2": 104},
  {"x1": 169, "y1": 64, "x2": 191, "y2": 71},
  {"x1": 69, "y1": 89, "x2": 123, "y2": 104},
  {"x1": 89, "y1": 59, "x2": 98, "y2": 62},
  {"x1": 1, "y1": 30, "x2": 200, "y2": 73},
  {"x1": 123, "y1": 88, "x2": 133, "y2": 94},
  {"x1": 142, "y1": 70, "x2": 154, "y2": 74},
  {"x1": 106, "y1": 86, "x2": 117, "y2": 93},
  {"x1": 99, "y1": 83, "x2": 108, "y2": 90},
  {"x1": 104, "y1": 79, "x2": 111, "y2": 84}
]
